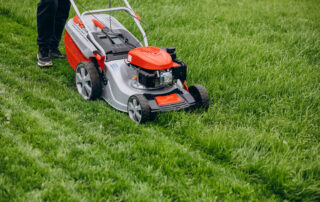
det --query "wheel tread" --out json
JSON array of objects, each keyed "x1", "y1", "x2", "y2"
[
  {"x1": 76, "y1": 61, "x2": 101, "y2": 100},
  {"x1": 189, "y1": 84, "x2": 210, "y2": 111},
  {"x1": 128, "y1": 94, "x2": 152, "y2": 123}
]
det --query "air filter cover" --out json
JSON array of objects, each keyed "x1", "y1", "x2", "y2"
[{"x1": 127, "y1": 47, "x2": 175, "y2": 70}]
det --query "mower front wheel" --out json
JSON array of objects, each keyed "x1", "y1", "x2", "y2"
[
  {"x1": 75, "y1": 61, "x2": 101, "y2": 100},
  {"x1": 189, "y1": 84, "x2": 210, "y2": 111},
  {"x1": 127, "y1": 94, "x2": 152, "y2": 124}
]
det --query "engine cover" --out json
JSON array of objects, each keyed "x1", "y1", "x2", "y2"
[{"x1": 127, "y1": 47, "x2": 176, "y2": 70}]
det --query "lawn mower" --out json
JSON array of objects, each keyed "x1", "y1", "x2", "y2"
[{"x1": 65, "y1": 0, "x2": 209, "y2": 123}]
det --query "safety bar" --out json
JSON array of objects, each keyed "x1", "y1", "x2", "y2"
[
  {"x1": 69, "y1": 0, "x2": 148, "y2": 60},
  {"x1": 82, "y1": 7, "x2": 148, "y2": 46}
]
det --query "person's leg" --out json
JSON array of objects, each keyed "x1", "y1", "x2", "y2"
[
  {"x1": 50, "y1": 0, "x2": 71, "y2": 59},
  {"x1": 37, "y1": 0, "x2": 58, "y2": 48},
  {"x1": 37, "y1": 0, "x2": 58, "y2": 66}
]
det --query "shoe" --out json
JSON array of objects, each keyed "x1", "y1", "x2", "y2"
[
  {"x1": 37, "y1": 47, "x2": 53, "y2": 67},
  {"x1": 50, "y1": 48, "x2": 66, "y2": 59}
]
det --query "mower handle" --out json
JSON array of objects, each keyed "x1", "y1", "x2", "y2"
[
  {"x1": 69, "y1": 0, "x2": 148, "y2": 50},
  {"x1": 68, "y1": 0, "x2": 106, "y2": 62},
  {"x1": 81, "y1": 7, "x2": 148, "y2": 47}
]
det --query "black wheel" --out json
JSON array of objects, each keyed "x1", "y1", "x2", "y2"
[
  {"x1": 189, "y1": 84, "x2": 209, "y2": 111},
  {"x1": 127, "y1": 94, "x2": 152, "y2": 123},
  {"x1": 75, "y1": 61, "x2": 101, "y2": 100}
]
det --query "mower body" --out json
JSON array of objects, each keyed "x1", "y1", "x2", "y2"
[
  {"x1": 65, "y1": 0, "x2": 209, "y2": 123},
  {"x1": 65, "y1": 14, "x2": 196, "y2": 113}
]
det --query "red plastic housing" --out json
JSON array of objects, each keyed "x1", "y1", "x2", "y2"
[
  {"x1": 127, "y1": 47, "x2": 175, "y2": 70},
  {"x1": 65, "y1": 31, "x2": 91, "y2": 70},
  {"x1": 73, "y1": 15, "x2": 84, "y2": 28},
  {"x1": 155, "y1": 94, "x2": 183, "y2": 106}
]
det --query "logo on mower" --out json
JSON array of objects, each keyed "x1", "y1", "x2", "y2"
[
  {"x1": 110, "y1": 63, "x2": 119, "y2": 71},
  {"x1": 127, "y1": 55, "x2": 132, "y2": 62}
]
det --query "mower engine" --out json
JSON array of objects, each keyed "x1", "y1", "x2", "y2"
[{"x1": 127, "y1": 46, "x2": 187, "y2": 88}]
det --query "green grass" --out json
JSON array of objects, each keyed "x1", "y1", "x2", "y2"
[{"x1": 0, "y1": 0, "x2": 319, "y2": 201}]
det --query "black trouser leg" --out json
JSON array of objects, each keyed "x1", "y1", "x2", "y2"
[
  {"x1": 37, "y1": 0, "x2": 58, "y2": 48},
  {"x1": 51, "y1": 0, "x2": 71, "y2": 49},
  {"x1": 37, "y1": 0, "x2": 70, "y2": 49}
]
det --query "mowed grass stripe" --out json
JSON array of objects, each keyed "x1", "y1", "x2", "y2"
[{"x1": 0, "y1": 128, "x2": 87, "y2": 201}]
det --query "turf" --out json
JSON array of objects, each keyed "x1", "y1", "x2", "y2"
[{"x1": 0, "y1": 0, "x2": 319, "y2": 201}]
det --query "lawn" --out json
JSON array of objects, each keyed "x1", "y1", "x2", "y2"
[{"x1": 0, "y1": 0, "x2": 319, "y2": 201}]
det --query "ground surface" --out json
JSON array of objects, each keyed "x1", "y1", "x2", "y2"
[{"x1": 0, "y1": 0, "x2": 319, "y2": 201}]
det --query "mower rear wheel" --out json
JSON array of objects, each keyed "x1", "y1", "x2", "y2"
[
  {"x1": 189, "y1": 84, "x2": 210, "y2": 111},
  {"x1": 127, "y1": 94, "x2": 152, "y2": 123},
  {"x1": 75, "y1": 61, "x2": 101, "y2": 100}
]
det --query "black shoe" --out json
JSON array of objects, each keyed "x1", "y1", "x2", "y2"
[
  {"x1": 50, "y1": 48, "x2": 66, "y2": 59},
  {"x1": 37, "y1": 47, "x2": 53, "y2": 67}
]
